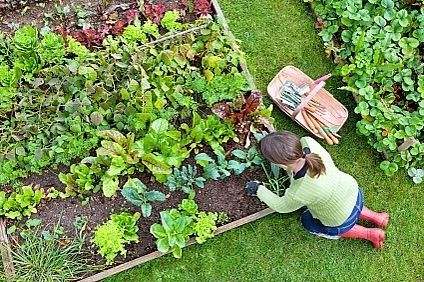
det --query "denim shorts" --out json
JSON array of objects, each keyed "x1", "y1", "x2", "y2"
[{"x1": 300, "y1": 189, "x2": 364, "y2": 236}]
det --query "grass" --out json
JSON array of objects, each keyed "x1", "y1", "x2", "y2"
[{"x1": 106, "y1": 0, "x2": 424, "y2": 281}]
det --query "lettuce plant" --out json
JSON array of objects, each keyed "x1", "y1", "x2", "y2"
[
  {"x1": 150, "y1": 209, "x2": 193, "y2": 258},
  {"x1": 193, "y1": 211, "x2": 217, "y2": 244},
  {"x1": 92, "y1": 212, "x2": 140, "y2": 264},
  {"x1": 0, "y1": 185, "x2": 44, "y2": 219}
]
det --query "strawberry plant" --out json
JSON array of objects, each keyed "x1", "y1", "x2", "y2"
[{"x1": 306, "y1": 0, "x2": 424, "y2": 180}]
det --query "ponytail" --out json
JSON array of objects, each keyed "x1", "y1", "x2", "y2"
[
  {"x1": 304, "y1": 153, "x2": 326, "y2": 178},
  {"x1": 260, "y1": 131, "x2": 327, "y2": 179}
]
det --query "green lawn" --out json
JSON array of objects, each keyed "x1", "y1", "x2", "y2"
[{"x1": 105, "y1": 0, "x2": 424, "y2": 281}]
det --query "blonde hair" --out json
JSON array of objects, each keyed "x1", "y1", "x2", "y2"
[{"x1": 260, "y1": 131, "x2": 326, "y2": 178}]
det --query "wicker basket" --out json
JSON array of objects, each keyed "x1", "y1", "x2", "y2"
[{"x1": 267, "y1": 66, "x2": 348, "y2": 139}]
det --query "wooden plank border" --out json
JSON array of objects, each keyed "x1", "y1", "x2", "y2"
[
  {"x1": 0, "y1": 218, "x2": 15, "y2": 280},
  {"x1": 79, "y1": 208, "x2": 274, "y2": 282}
]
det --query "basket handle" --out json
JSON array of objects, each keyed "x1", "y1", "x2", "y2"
[
  {"x1": 313, "y1": 74, "x2": 332, "y2": 85},
  {"x1": 291, "y1": 81, "x2": 326, "y2": 119}
]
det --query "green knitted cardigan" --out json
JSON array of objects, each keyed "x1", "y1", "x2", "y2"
[{"x1": 257, "y1": 137, "x2": 359, "y2": 227}]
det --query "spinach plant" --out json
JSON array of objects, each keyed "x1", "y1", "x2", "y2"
[{"x1": 92, "y1": 212, "x2": 140, "y2": 265}]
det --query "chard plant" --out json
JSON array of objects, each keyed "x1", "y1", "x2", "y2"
[{"x1": 121, "y1": 178, "x2": 166, "y2": 217}]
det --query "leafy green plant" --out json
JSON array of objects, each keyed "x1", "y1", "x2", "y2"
[
  {"x1": 193, "y1": 211, "x2": 218, "y2": 244},
  {"x1": 165, "y1": 165, "x2": 206, "y2": 194},
  {"x1": 121, "y1": 178, "x2": 166, "y2": 217},
  {"x1": 135, "y1": 118, "x2": 190, "y2": 183},
  {"x1": 160, "y1": 11, "x2": 184, "y2": 32},
  {"x1": 181, "y1": 112, "x2": 236, "y2": 152},
  {"x1": 0, "y1": 185, "x2": 44, "y2": 219},
  {"x1": 58, "y1": 163, "x2": 102, "y2": 198},
  {"x1": 228, "y1": 147, "x2": 263, "y2": 175},
  {"x1": 195, "y1": 151, "x2": 231, "y2": 180},
  {"x1": 94, "y1": 130, "x2": 140, "y2": 197},
  {"x1": 261, "y1": 162, "x2": 289, "y2": 196},
  {"x1": 92, "y1": 212, "x2": 140, "y2": 265},
  {"x1": 188, "y1": 72, "x2": 249, "y2": 107},
  {"x1": 178, "y1": 191, "x2": 199, "y2": 216},
  {"x1": 407, "y1": 167, "x2": 424, "y2": 183},
  {"x1": 306, "y1": 0, "x2": 424, "y2": 181},
  {"x1": 150, "y1": 209, "x2": 194, "y2": 258}
]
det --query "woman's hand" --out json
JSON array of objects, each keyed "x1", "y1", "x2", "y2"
[{"x1": 245, "y1": 180, "x2": 264, "y2": 196}]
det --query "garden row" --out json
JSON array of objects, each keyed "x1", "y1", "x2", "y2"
[
  {"x1": 305, "y1": 0, "x2": 424, "y2": 182},
  {"x1": 0, "y1": 5, "x2": 279, "y2": 280}
]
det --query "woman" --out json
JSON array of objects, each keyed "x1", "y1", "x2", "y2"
[{"x1": 246, "y1": 131, "x2": 389, "y2": 248}]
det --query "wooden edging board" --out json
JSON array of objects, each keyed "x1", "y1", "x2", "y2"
[
  {"x1": 79, "y1": 208, "x2": 274, "y2": 282},
  {"x1": 0, "y1": 218, "x2": 15, "y2": 280}
]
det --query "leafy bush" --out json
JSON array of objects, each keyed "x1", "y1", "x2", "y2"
[
  {"x1": 150, "y1": 195, "x2": 224, "y2": 257},
  {"x1": 92, "y1": 212, "x2": 140, "y2": 264},
  {"x1": 58, "y1": 163, "x2": 102, "y2": 198},
  {"x1": 160, "y1": 11, "x2": 184, "y2": 32},
  {"x1": 306, "y1": 0, "x2": 424, "y2": 178},
  {"x1": 121, "y1": 178, "x2": 166, "y2": 217}
]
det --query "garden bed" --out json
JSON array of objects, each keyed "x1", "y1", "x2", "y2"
[{"x1": 0, "y1": 0, "x2": 279, "y2": 281}]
